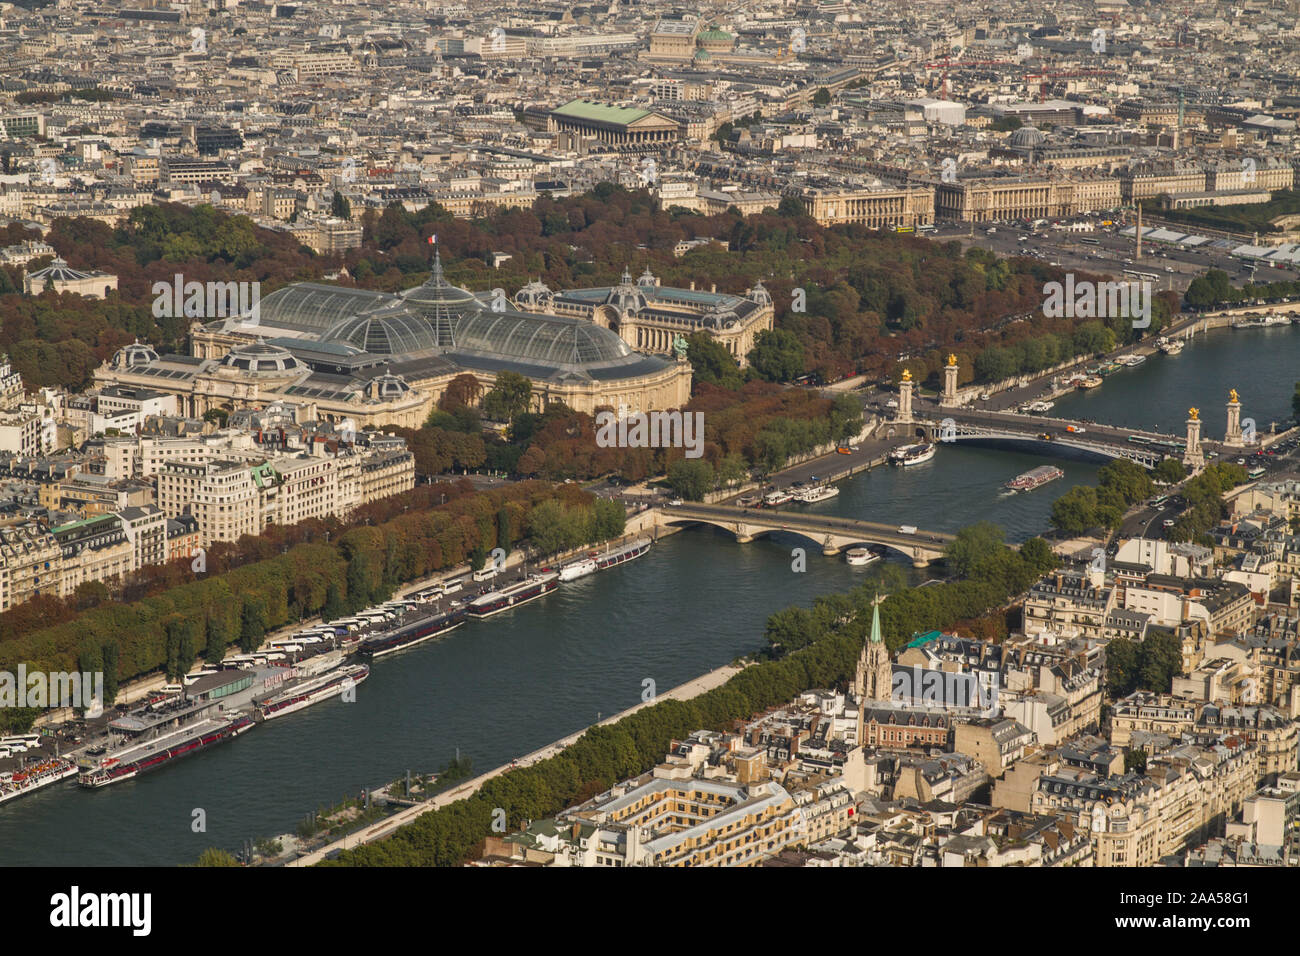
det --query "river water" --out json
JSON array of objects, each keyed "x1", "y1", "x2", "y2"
[{"x1": 2, "y1": 325, "x2": 1296, "y2": 866}]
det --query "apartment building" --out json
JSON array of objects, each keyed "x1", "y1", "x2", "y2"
[
  {"x1": 53, "y1": 513, "x2": 134, "y2": 596},
  {"x1": 157, "y1": 459, "x2": 260, "y2": 545},
  {"x1": 1022, "y1": 570, "x2": 1114, "y2": 641},
  {"x1": 1030, "y1": 737, "x2": 1256, "y2": 866},
  {"x1": 157, "y1": 448, "x2": 414, "y2": 545},
  {"x1": 0, "y1": 522, "x2": 61, "y2": 610}
]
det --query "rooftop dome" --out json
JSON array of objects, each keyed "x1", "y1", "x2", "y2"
[
  {"x1": 324, "y1": 304, "x2": 441, "y2": 355},
  {"x1": 514, "y1": 279, "x2": 554, "y2": 311},
  {"x1": 637, "y1": 267, "x2": 657, "y2": 288},
  {"x1": 222, "y1": 342, "x2": 301, "y2": 375},
  {"x1": 605, "y1": 267, "x2": 647, "y2": 313},
  {"x1": 1009, "y1": 125, "x2": 1045, "y2": 149},
  {"x1": 26, "y1": 257, "x2": 104, "y2": 282},
  {"x1": 112, "y1": 341, "x2": 158, "y2": 370},
  {"x1": 363, "y1": 371, "x2": 412, "y2": 401},
  {"x1": 400, "y1": 252, "x2": 478, "y2": 344}
]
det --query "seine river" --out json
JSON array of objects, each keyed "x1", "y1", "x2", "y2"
[{"x1": 1, "y1": 324, "x2": 1296, "y2": 866}]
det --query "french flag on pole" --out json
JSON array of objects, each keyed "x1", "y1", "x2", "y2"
[{"x1": 428, "y1": 234, "x2": 437, "y2": 245}]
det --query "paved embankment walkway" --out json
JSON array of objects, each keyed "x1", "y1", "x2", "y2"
[{"x1": 285, "y1": 660, "x2": 746, "y2": 866}]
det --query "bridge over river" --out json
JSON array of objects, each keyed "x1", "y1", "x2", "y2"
[
  {"x1": 652, "y1": 502, "x2": 958, "y2": 566},
  {"x1": 911, "y1": 407, "x2": 1195, "y2": 467}
]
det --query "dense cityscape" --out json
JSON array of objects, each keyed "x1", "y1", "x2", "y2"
[{"x1": 0, "y1": 0, "x2": 1298, "y2": 931}]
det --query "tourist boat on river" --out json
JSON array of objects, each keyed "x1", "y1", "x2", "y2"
[
  {"x1": 1005, "y1": 465, "x2": 1065, "y2": 492},
  {"x1": 254, "y1": 664, "x2": 369, "y2": 720},
  {"x1": 77, "y1": 711, "x2": 255, "y2": 788},
  {"x1": 764, "y1": 489, "x2": 794, "y2": 507},
  {"x1": 0, "y1": 757, "x2": 78, "y2": 806},
  {"x1": 844, "y1": 547, "x2": 880, "y2": 567},
  {"x1": 466, "y1": 571, "x2": 559, "y2": 619},
  {"x1": 795, "y1": 484, "x2": 839, "y2": 503},
  {"x1": 558, "y1": 556, "x2": 598, "y2": 582},
  {"x1": 595, "y1": 538, "x2": 651, "y2": 570},
  {"x1": 889, "y1": 442, "x2": 936, "y2": 466},
  {"x1": 360, "y1": 607, "x2": 466, "y2": 658}
]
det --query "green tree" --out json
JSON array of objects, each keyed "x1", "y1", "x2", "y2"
[
  {"x1": 195, "y1": 848, "x2": 241, "y2": 867},
  {"x1": 944, "y1": 521, "x2": 1006, "y2": 578},
  {"x1": 330, "y1": 190, "x2": 351, "y2": 220},
  {"x1": 481, "y1": 371, "x2": 532, "y2": 427},
  {"x1": 1050, "y1": 485, "x2": 1099, "y2": 534},
  {"x1": 1019, "y1": 537, "x2": 1058, "y2": 573},
  {"x1": 1105, "y1": 637, "x2": 1139, "y2": 698},
  {"x1": 667, "y1": 459, "x2": 714, "y2": 500},
  {"x1": 684, "y1": 331, "x2": 743, "y2": 389},
  {"x1": 747, "y1": 328, "x2": 805, "y2": 383},
  {"x1": 812, "y1": 87, "x2": 831, "y2": 107},
  {"x1": 1153, "y1": 457, "x2": 1186, "y2": 484},
  {"x1": 323, "y1": 581, "x2": 345, "y2": 621},
  {"x1": 1139, "y1": 630, "x2": 1184, "y2": 693}
]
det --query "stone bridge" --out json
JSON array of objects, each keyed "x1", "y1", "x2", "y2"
[{"x1": 651, "y1": 502, "x2": 954, "y2": 566}]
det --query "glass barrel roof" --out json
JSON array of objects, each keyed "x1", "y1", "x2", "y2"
[
  {"x1": 256, "y1": 283, "x2": 403, "y2": 334},
  {"x1": 324, "y1": 306, "x2": 441, "y2": 355},
  {"x1": 451, "y1": 311, "x2": 632, "y2": 367}
]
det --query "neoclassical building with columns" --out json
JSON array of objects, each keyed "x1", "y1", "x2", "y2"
[
  {"x1": 526, "y1": 266, "x2": 774, "y2": 366},
  {"x1": 93, "y1": 257, "x2": 700, "y2": 428}
]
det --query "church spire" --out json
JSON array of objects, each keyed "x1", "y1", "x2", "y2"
[{"x1": 869, "y1": 594, "x2": 883, "y2": 644}]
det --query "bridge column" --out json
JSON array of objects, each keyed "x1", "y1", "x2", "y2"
[
  {"x1": 1182, "y1": 408, "x2": 1205, "y2": 473},
  {"x1": 1224, "y1": 389, "x2": 1244, "y2": 447},
  {"x1": 822, "y1": 535, "x2": 839, "y2": 557},
  {"x1": 941, "y1": 354, "x2": 959, "y2": 408},
  {"x1": 912, "y1": 547, "x2": 930, "y2": 568},
  {"x1": 733, "y1": 523, "x2": 754, "y2": 544},
  {"x1": 897, "y1": 370, "x2": 914, "y2": 424}
]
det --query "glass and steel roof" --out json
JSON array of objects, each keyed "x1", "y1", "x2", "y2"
[
  {"x1": 451, "y1": 310, "x2": 632, "y2": 367},
  {"x1": 255, "y1": 283, "x2": 403, "y2": 334},
  {"x1": 324, "y1": 305, "x2": 441, "y2": 355}
]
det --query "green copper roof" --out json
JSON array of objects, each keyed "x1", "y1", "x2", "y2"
[
  {"x1": 906, "y1": 630, "x2": 943, "y2": 649},
  {"x1": 870, "y1": 600, "x2": 883, "y2": 644},
  {"x1": 552, "y1": 99, "x2": 651, "y2": 125}
]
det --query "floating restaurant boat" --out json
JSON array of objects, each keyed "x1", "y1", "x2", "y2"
[
  {"x1": 889, "y1": 442, "x2": 936, "y2": 466},
  {"x1": 254, "y1": 663, "x2": 369, "y2": 721},
  {"x1": 1076, "y1": 375, "x2": 1103, "y2": 389},
  {"x1": 360, "y1": 607, "x2": 466, "y2": 658},
  {"x1": 1024, "y1": 400, "x2": 1055, "y2": 414},
  {"x1": 1005, "y1": 465, "x2": 1065, "y2": 492},
  {"x1": 796, "y1": 484, "x2": 840, "y2": 503},
  {"x1": 763, "y1": 489, "x2": 794, "y2": 506},
  {"x1": 558, "y1": 556, "x2": 599, "y2": 582},
  {"x1": 594, "y1": 538, "x2": 651, "y2": 570},
  {"x1": 466, "y1": 571, "x2": 560, "y2": 619},
  {"x1": 1114, "y1": 353, "x2": 1146, "y2": 367},
  {"x1": 78, "y1": 711, "x2": 254, "y2": 788},
  {"x1": 1159, "y1": 339, "x2": 1185, "y2": 355}
]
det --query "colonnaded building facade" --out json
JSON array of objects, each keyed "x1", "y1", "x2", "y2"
[{"x1": 92, "y1": 258, "x2": 771, "y2": 429}]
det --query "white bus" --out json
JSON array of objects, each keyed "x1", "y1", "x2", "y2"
[{"x1": 471, "y1": 567, "x2": 498, "y2": 583}]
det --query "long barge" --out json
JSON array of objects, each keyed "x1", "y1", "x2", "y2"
[
  {"x1": 77, "y1": 712, "x2": 254, "y2": 788},
  {"x1": 360, "y1": 607, "x2": 466, "y2": 659},
  {"x1": 467, "y1": 571, "x2": 559, "y2": 619},
  {"x1": 254, "y1": 663, "x2": 370, "y2": 720},
  {"x1": 595, "y1": 538, "x2": 651, "y2": 570}
]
